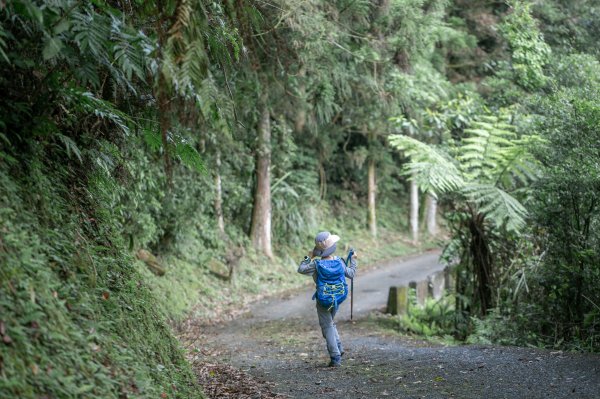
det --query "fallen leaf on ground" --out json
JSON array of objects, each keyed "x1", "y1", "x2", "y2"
[{"x1": 192, "y1": 359, "x2": 286, "y2": 398}]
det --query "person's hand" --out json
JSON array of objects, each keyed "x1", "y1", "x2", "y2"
[
  {"x1": 308, "y1": 250, "x2": 314, "y2": 258},
  {"x1": 352, "y1": 251, "x2": 358, "y2": 259}
]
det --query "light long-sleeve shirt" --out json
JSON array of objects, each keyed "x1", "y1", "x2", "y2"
[{"x1": 297, "y1": 256, "x2": 357, "y2": 283}]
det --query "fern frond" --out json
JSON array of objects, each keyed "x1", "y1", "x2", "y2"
[
  {"x1": 56, "y1": 134, "x2": 83, "y2": 163},
  {"x1": 462, "y1": 184, "x2": 527, "y2": 233},
  {"x1": 389, "y1": 134, "x2": 464, "y2": 196},
  {"x1": 72, "y1": 9, "x2": 111, "y2": 62},
  {"x1": 175, "y1": 142, "x2": 206, "y2": 174},
  {"x1": 178, "y1": 39, "x2": 208, "y2": 92},
  {"x1": 74, "y1": 61, "x2": 101, "y2": 88},
  {"x1": 0, "y1": 25, "x2": 9, "y2": 63},
  {"x1": 143, "y1": 129, "x2": 162, "y2": 151},
  {"x1": 459, "y1": 116, "x2": 521, "y2": 182},
  {"x1": 64, "y1": 89, "x2": 132, "y2": 135},
  {"x1": 169, "y1": 0, "x2": 192, "y2": 35},
  {"x1": 111, "y1": 18, "x2": 146, "y2": 82}
]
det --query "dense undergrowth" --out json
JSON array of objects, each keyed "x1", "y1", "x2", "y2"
[{"x1": 0, "y1": 155, "x2": 203, "y2": 398}]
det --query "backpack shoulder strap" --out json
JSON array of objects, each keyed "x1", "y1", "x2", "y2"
[{"x1": 312, "y1": 259, "x2": 320, "y2": 301}]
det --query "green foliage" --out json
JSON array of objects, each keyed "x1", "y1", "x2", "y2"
[
  {"x1": 390, "y1": 109, "x2": 541, "y2": 334},
  {"x1": 500, "y1": 1, "x2": 551, "y2": 90},
  {"x1": 389, "y1": 112, "x2": 540, "y2": 233},
  {"x1": 1, "y1": 7, "x2": 599, "y2": 398},
  {"x1": 524, "y1": 66, "x2": 600, "y2": 350},
  {"x1": 532, "y1": 0, "x2": 600, "y2": 58},
  {"x1": 0, "y1": 161, "x2": 202, "y2": 398},
  {"x1": 397, "y1": 291, "x2": 456, "y2": 337},
  {"x1": 464, "y1": 47, "x2": 600, "y2": 352}
]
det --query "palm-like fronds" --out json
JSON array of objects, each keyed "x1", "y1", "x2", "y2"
[
  {"x1": 461, "y1": 184, "x2": 527, "y2": 232},
  {"x1": 390, "y1": 113, "x2": 541, "y2": 234},
  {"x1": 388, "y1": 135, "x2": 464, "y2": 197},
  {"x1": 459, "y1": 119, "x2": 517, "y2": 181}
]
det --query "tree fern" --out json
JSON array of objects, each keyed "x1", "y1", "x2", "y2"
[
  {"x1": 390, "y1": 110, "x2": 542, "y2": 317},
  {"x1": 388, "y1": 134, "x2": 464, "y2": 196},
  {"x1": 461, "y1": 184, "x2": 527, "y2": 233},
  {"x1": 390, "y1": 113, "x2": 539, "y2": 233}
]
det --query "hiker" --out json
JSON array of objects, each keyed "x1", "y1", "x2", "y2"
[{"x1": 298, "y1": 231, "x2": 357, "y2": 367}]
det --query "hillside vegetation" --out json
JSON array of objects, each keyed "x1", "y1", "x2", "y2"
[{"x1": 1, "y1": 0, "x2": 599, "y2": 397}]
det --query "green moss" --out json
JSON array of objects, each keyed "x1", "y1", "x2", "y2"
[{"x1": 0, "y1": 164, "x2": 203, "y2": 398}]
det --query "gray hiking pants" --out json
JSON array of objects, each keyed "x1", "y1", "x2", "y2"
[{"x1": 316, "y1": 302, "x2": 342, "y2": 358}]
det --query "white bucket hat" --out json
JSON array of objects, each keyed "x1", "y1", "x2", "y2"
[{"x1": 312, "y1": 231, "x2": 340, "y2": 257}]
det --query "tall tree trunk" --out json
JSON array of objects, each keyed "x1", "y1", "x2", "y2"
[
  {"x1": 318, "y1": 155, "x2": 327, "y2": 200},
  {"x1": 410, "y1": 175, "x2": 419, "y2": 244},
  {"x1": 469, "y1": 213, "x2": 492, "y2": 315},
  {"x1": 294, "y1": 65, "x2": 306, "y2": 134},
  {"x1": 157, "y1": 80, "x2": 172, "y2": 186},
  {"x1": 425, "y1": 195, "x2": 438, "y2": 237},
  {"x1": 214, "y1": 151, "x2": 225, "y2": 235},
  {"x1": 250, "y1": 100, "x2": 274, "y2": 258},
  {"x1": 367, "y1": 157, "x2": 377, "y2": 237},
  {"x1": 376, "y1": 0, "x2": 391, "y2": 19},
  {"x1": 154, "y1": 8, "x2": 173, "y2": 187}
]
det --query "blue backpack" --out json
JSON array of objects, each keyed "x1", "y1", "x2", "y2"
[{"x1": 312, "y1": 257, "x2": 348, "y2": 312}]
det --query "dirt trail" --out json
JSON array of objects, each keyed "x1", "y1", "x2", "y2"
[{"x1": 185, "y1": 252, "x2": 600, "y2": 399}]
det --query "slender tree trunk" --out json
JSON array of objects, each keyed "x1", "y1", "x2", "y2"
[
  {"x1": 154, "y1": 8, "x2": 173, "y2": 186},
  {"x1": 367, "y1": 157, "x2": 377, "y2": 237},
  {"x1": 376, "y1": 0, "x2": 391, "y2": 19},
  {"x1": 410, "y1": 175, "x2": 419, "y2": 244},
  {"x1": 294, "y1": 65, "x2": 306, "y2": 134},
  {"x1": 157, "y1": 80, "x2": 172, "y2": 185},
  {"x1": 214, "y1": 151, "x2": 225, "y2": 235},
  {"x1": 250, "y1": 100, "x2": 274, "y2": 258},
  {"x1": 425, "y1": 195, "x2": 438, "y2": 236},
  {"x1": 318, "y1": 155, "x2": 327, "y2": 200},
  {"x1": 469, "y1": 213, "x2": 492, "y2": 315}
]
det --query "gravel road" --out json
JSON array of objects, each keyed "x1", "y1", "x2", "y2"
[
  {"x1": 250, "y1": 250, "x2": 445, "y2": 321},
  {"x1": 188, "y1": 252, "x2": 600, "y2": 399}
]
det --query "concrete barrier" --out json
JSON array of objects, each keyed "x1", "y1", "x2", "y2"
[
  {"x1": 387, "y1": 267, "x2": 453, "y2": 313},
  {"x1": 386, "y1": 286, "x2": 408, "y2": 315},
  {"x1": 444, "y1": 266, "x2": 455, "y2": 292},
  {"x1": 428, "y1": 270, "x2": 445, "y2": 300},
  {"x1": 409, "y1": 280, "x2": 429, "y2": 306}
]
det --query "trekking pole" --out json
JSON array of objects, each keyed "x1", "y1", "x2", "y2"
[
  {"x1": 350, "y1": 278, "x2": 354, "y2": 320},
  {"x1": 346, "y1": 248, "x2": 355, "y2": 320}
]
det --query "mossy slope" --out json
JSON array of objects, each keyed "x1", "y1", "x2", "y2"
[{"x1": 0, "y1": 157, "x2": 202, "y2": 399}]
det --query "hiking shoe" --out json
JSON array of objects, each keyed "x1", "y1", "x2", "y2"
[{"x1": 328, "y1": 356, "x2": 342, "y2": 367}]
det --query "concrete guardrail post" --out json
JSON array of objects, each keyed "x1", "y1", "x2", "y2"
[
  {"x1": 444, "y1": 266, "x2": 455, "y2": 292},
  {"x1": 386, "y1": 286, "x2": 408, "y2": 315},
  {"x1": 428, "y1": 271, "x2": 445, "y2": 300},
  {"x1": 409, "y1": 280, "x2": 429, "y2": 306}
]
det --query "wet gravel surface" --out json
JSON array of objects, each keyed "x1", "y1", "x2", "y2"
[
  {"x1": 198, "y1": 317, "x2": 600, "y2": 399},
  {"x1": 186, "y1": 254, "x2": 600, "y2": 398}
]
